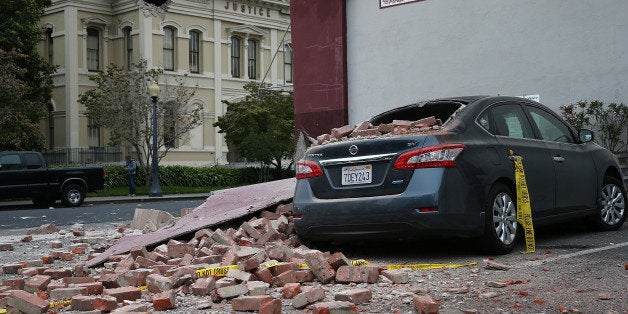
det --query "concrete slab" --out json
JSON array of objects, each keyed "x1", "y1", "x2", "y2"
[{"x1": 86, "y1": 178, "x2": 296, "y2": 267}]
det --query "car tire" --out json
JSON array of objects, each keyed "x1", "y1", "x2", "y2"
[
  {"x1": 480, "y1": 183, "x2": 518, "y2": 255},
  {"x1": 591, "y1": 176, "x2": 626, "y2": 231},
  {"x1": 61, "y1": 184, "x2": 85, "y2": 207}
]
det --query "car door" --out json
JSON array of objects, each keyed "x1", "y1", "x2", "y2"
[
  {"x1": 525, "y1": 105, "x2": 597, "y2": 214},
  {"x1": 489, "y1": 103, "x2": 557, "y2": 218},
  {"x1": 0, "y1": 153, "x2": 28, "y2": 198},
  {"x1": 23, "y1": 152, "x2": 49, "y2": 198}
]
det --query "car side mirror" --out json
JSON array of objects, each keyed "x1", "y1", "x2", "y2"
[{"x1": 578, "y1": 129, "x2": 594, "y2": 143}]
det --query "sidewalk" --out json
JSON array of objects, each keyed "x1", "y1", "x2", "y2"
[{"x1": 0, "y1": 193, "x2": 210, "y2": 210}]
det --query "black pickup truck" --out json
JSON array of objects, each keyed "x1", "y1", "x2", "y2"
[{"x1": 0, "y1": 151, "x2": 105, "y2": 207}]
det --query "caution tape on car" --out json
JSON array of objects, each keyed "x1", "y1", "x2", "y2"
[{"x1": 511, "y1": 152, "x2": 536, "y2": 253}]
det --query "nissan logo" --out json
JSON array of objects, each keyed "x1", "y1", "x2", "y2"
[{"x1": 349, "y1": 145, "x2": 358, "y2": 155}]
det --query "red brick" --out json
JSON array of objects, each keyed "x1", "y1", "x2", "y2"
[
  {"x1": 381, "y1": 269, "x2": 409, "y2": 284},
  {"x1": 2, "y1": 263, "x2": 22, "y2": 274},
  {"x1": 292, "y1": 286, "x2": 326, "y2": 308},
  {"x1": 226, "y1": 269, "x2": 254, "y2": 282},
  {"x1": 73, "y1": 281, "x2": 103, "y2": 295},
  {"x1": 191, "y1": 277, "x2": 215, "y2": 296},
  {"x1": 238, "y1": 257, "x2": 261, "y2": 271},
  {"x1": 146, "y1": 274, "x2": 172, "y2": 293},
  {"x1": 327, "y1": 252, "x2": 351, "y2": 270},
  {"x1": 254, "y1": 267, "x2": 274, "y2": 284},
  {"x1": 2, "y1": 279, "x2": 25, "y2": 290},
  {"x1": 335, "y1": 265, "x2": 379, "y2": 284},
  {"x1": 43, "y1": 268, "x2": 73, "y2": 279},
  {"x1": 231, "y1": 295, "x2": 272, "y2": 311},
  {"x1": 413, "y1": 295, "x2": 439, "y2": 314},
  {"x1": 41, "y1": 255, "x2": 54, "y2": 264},
  {"x1": 104, "y1": 286, "x2": 142, "y2": 302},
  {"x1": 49, "y1": 286, "x2": 87, "y2": 301},
  {"x1": 269, "y1": 262, "x2": 298, "y2": 276},
  {"x1": 129, "y1": 246, "x2": 149, "y2": 260},
  {"x1": 7, "y1": 289, "x2": 50, "y2": 313},
  {"x1": 282, "y1": 282, "x2": 301, "y2": 299},
  {"x1": 166, "y1": 239, "x2": 195, "y2": 259},
  {"x1": 98, "y1": 272, "x2": 121, "y2": 289},
  {"x1": 0, "y1": 243, "x2": 13, "y2": 251},
  {"x1": 50, "y1": 240, "x2": 63, "y2": 249},
  {"x1": 273, "y1": 270, "x2": 298, "y2": 287},
  {"x1": 311, "y1": 301, "x2": 357, "y2": 313},
  {"x1": 216, "y1": 283, "x2": 248, "y2": 299},
  {"x1": 21, "y1": 235, "x2": 33, "y2": 242},
  {"x1": 134, "y1": 256, "x2": 157, "y2": 268},
  {"x1": 94, "y1": 295, "x2": 118, "y2": 312},
  {"x1": 118, "y1": 268, "x2": 151, "y2": 287},
  {"x1": 304, "y1": 252, "x2": 336, "y2": 284},
  {"x1": 71, "y1": 295, "x2": 96, "y2": 311},
  {"x1": 152, "y1": 289, "x2": 176, "y2": 311},
  {"x1": 60, "y1": 252, "x2": 74, "y2": 261},
  {"x1": 331, "y1": 124, "x2": 355, "y2": 139},
  {"x1": 294, "y1": 270, "x2": 315, "y2": 283},
  {"x1": 24, "y1": 275, "x2": 52, "y2": 293},
  {"x1": 62, "y1": 277, "x2": 95, "y2": 285},
  {"x1": 334, "y1": 288, "x2": 372, "y2": 304},
  {"x1": 259, "y1": 298, "x2": 282, "y2": 314}
]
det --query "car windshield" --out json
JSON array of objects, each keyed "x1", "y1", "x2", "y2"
[{"x1": 369, "y1": 101, "x2": 465, "y2": 126}]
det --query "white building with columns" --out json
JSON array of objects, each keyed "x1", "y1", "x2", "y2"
[{"x1": 38, "y1": 0, "x2": 291, "y2": 165}]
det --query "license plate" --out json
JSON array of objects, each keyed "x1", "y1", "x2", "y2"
[{"x1": 341, "y1": 165, "x2": 372, "y2": 185}]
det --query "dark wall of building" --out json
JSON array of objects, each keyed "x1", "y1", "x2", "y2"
[{"x1": 291, "y1": 0, "x2": 347, "y2": 137}]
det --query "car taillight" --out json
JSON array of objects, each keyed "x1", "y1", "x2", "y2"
[
  {"x1": 393, "y1": 144, "x2": 464, "y2": 170},
  {"x1": 296, "y1": 160, "x2": 323, "y2": 179}
]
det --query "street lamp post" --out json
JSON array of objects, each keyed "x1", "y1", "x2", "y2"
[{"x1": 148, "y1": 81, "x2": 163, "y2": 197}]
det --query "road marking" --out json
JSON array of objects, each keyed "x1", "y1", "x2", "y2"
[{"x1": 518, "y1": 241, "x2": 628, "y2": 268}]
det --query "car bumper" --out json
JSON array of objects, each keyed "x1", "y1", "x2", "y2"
[{"x1": 293, "y1": 168, "x2": 485, "y2": 240}]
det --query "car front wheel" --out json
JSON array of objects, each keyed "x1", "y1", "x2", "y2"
[
  {"x1": 61, "y1": 184, "x2": 85, "y2": 207},
  {"x1": 591, "y1": 176, "x2": 626, "y2": 231},
  {"x1": 481, "y1": 183, "x2": 518, "y2": 254}
]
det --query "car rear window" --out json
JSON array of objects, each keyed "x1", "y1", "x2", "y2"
[{"x1": 369, "y1": 101, "x2": 464, "y2": 126}]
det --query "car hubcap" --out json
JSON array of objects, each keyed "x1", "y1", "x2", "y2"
[
  {"x1": 68, "y1": 190, "x2": 80, "y2": 204},
  {"x1": 492, "y1": 192, "x2": 517, "y2": 245},
  {"x1": 600, "y1": 183, "x2": 625, "y2": 225}
]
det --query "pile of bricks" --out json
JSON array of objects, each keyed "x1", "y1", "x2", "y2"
[
  {"x1": 0, "y1": 203, "x2": 441, "y2": 313},
  {"x1": 313, "y1": 116, "x2": 443, "y2": 146}
]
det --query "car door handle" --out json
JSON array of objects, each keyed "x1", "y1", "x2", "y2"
[{"x1": 553, "y1": 156, "x2": 565, "y2": 162}]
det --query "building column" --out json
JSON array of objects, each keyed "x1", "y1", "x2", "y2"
[
  {"x1": 214, "y1": 19, "x2": 224, "y2": 164},
  {"x1": 243, "y1": 35, "x2": 249, "y2": 79},
  {"x1": 64, "y1": 6, "x2": 80, "y2": 148},
  {"x1": 270, "y1": 29, "x2": 278, "y2": 84},
  {"x1": 139, "y1": 11, "x2": 154, "y2": 67}
]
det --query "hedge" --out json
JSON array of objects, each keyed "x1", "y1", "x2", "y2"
[{"x1": 103, "y1": 164, "x2": 294, "y2": 189}]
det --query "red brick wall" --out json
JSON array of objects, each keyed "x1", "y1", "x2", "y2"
[{"x1": 291, "y1": 0, "x2": 348, "y2": 137}]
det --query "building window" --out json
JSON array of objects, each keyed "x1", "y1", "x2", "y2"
[
  {"x1": 88, "y1": 118, "x2": 100, "y2": 147},
  {"x1": 247, "y1": 39, "x2": 257, "y2": 79},
  {"x1": 123, "y1": 27, "x2": 133, "y2": 69},
  {"x1": 189, "y1": 31, "x2": 200, "y2": 73},
  {"x1": 284, "y1": 42, "x2": 292, "y2": 83},
  {"x1": 164, "y1": 103, "x2": 176, "y2": 148},
  {"x1": 86, "y1": 28, "x2": 100, "y2": 71},
  {"x1": 231, "y1": 36, "x2": 240, "y2": 77},
  {"x1": 163, "y1": 27, "x2": 175, "y2": 71},
  {"x1": 45, "y1": 28, "x2": 53, "y2": 65}
]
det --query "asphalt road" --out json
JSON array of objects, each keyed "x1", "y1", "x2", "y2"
[{"x1": 0, "y1": 199, "x2": 206, "y2": 230}]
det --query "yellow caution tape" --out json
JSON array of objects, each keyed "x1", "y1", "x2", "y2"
[
  {"x1": 512, "y1": 154, "x2": 536, "y2": 253},
  {"x1": 50, "y1": 300, "x2": 72, "y2": 307},
  {"x1": 387, "y1": 262, "x2": 477, "y2": 270},
  {"x1": 0, "y1": 309, "x2": 7, "y2": 314},
  {"x1": 351, "y1": 259, "x2": 371, "y2": 266},
  {"x1": 195, "y1": 264, "x2": 239, "y2": 278},
  {"x1": 137, "y1": 285, "x2": 148, "y2": 291}
]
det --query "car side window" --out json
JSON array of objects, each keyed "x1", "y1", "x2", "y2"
[
  {"x1": 527, "y1": 106, "x2": 574, "y2": 143},
  {"x1": 24, "y1": 153, "x2": 43, "y2": 169},
  {"x1": 0, "y1": 154, "x2": 23, "y2": 171},
  {"x1": 490, "y1": 104, "x2": 535, "y2": 139}
]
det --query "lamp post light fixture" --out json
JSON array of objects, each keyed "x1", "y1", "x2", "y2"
[{"x1": 148, "y1": 80, "x2": 163, "y2": 197}]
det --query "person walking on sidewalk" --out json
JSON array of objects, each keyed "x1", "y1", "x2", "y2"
[{"x1": 124, "y1": 155, "x2": 137, "y2": 196}]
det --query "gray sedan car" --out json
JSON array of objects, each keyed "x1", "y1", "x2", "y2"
[{"x1": 293, "y1": 96, "x2": 626, "y2": 254}]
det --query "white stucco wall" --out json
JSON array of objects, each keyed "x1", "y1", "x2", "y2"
[{"x1": 346, "y1": 0, "x2": 628, "y2": 123}]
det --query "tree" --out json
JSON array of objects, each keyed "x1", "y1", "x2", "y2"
[
  {"x1": 79, "y1": 59, "x2": 202, "y2": 186},
  {"x1": 0, "y1": 0, "x2": 55, "y2": 150},
  {"x1": 560, "y1": 100, "x2": 628, "y2": 153},
  {"x1": 214, "y1": 82, "x2": 295, "y2": 178}
]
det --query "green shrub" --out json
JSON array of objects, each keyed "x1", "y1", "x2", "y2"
[
  {"x1": 559, "y1": 100, "x2": 628, "y2": 153},
  {"x1": 102, "y1": 164, "x2": 293, "y2": 189}
]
